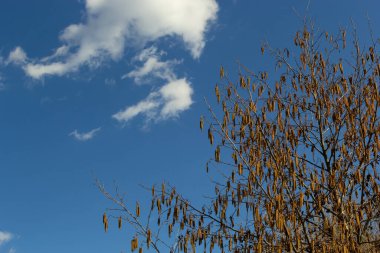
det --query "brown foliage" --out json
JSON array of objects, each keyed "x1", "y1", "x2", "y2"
[{"x1": 99, "y1": 24, "x2": 380, "y2": 253}]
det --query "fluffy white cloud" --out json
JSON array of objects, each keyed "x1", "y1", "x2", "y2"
[
  {"x1": 114, "y1": 46, "x2": 193, "y2": 123},
  {"x1": 15, "y1": 0, "x2": 218, "y2": 79},
  {"x1": 0, "y1": 231, "x2": 13, "y2": 246},
  {"x1": 113, "y1": 78, "x2": 193, "y2": 123},
  {"x1": 69, "y1": 127, "x2": 101, "y2": 141},
  {"x1": 159, "y1": 79, "x2": 193, "y2": 118},
  {"x1": 7, "y1": 47, "x2": 27, "y2": 65},
  {"x1": 25, "y1": 62, "x2": 67, "y2": 78}
]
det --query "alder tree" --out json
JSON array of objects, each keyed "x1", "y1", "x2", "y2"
[{"x1": 99, "y1": 23, "x2": 380, "y2": 253}]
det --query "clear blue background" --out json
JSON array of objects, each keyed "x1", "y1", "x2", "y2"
[{"x1": 0, "y1": 1, "x2": 379, "y2": 252}]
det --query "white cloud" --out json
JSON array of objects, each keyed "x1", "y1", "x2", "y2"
[
  {"x1": 7, "y1": 47, "x2": 27, "y2": 65},
  {"x1": 159, "y1": 79, "x2": 193, "y2": 118},
  {"x1": 122, "y1": 46, "x2": 179, "y2": 84},
  {"x1": 69, "y1": 127, "x2": 101, "y2": 141},
  {"x1": 13, "y1": 0, "x2": 218, "y2": 79},
  {"x1": 0, "y1": 231, "x2": 13, "y2": 246},
  {"x1": 114, "y1": 46, "x2": 193, "y2": 123},
  {"x1": 113, "y1": 78, "x2": 193, "y2": 123},
  {"x1": 8, "y1": 247, "x2": 16, "y2": 253},
  {"x1": 25, "y1": 62, "x2": 67, "y2": 78},
  {"x1": 113, "y1": 95, "x2": 160, "y2": 122},
  {"x1": 40, "y1": 45, "x2": 69, "y2": 62}
]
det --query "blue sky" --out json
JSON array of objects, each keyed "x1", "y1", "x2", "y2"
[{"x1": 0, "y1": 0, "x2": 379, "y2": 252}]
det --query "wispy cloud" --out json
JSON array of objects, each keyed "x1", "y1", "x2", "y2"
[
  {"x1": 0, "y1": 231, "x2": 13, "y2": 246},
  {"x1": 69, "y1": 127, "x2": 101, "y2": 141},
  {"x1": 0, "y1": 74, "x2": 5, "y2": 91},
  {"x1": 123, "y1": 47, "x2": 180, "y2": 84},
  {"x1": 7, "y1": 47, "x2": 27, "y2": 65},
  {"x1": 104, "y1": 78, "x2": 116, "y2": 87},
  {"x1": 113, "y1": 47, "x2": 193, "y2": 124},
  {"x1": 10, "y1": 0, "x2": 218, "y2": 79},
  {"x1": 113, "y1": 78, "x2": 193, "y2": 123}
]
